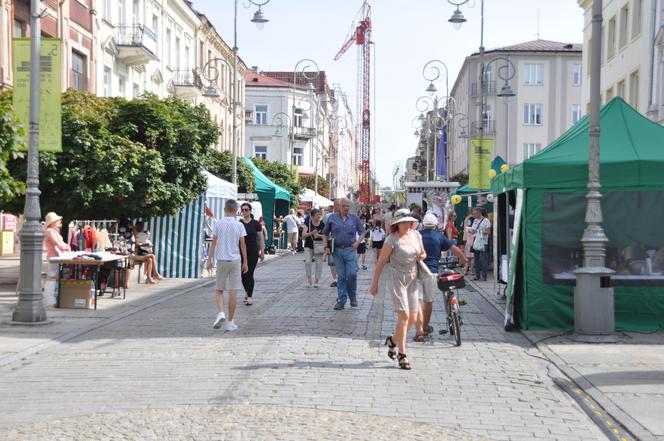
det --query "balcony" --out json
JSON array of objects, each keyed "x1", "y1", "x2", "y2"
[
  {"x1": 470, "y1": 120, "x2": 496, "y2": 137},
  {"x1": 116, "y1": 25, "x2": 158, "y2": 66},
  {"x1": 293, "y1": 126, "x2": 317, "y2": 140},
  {"x1": 171, "y1": 69, "x2": 202, "y2": 99},
  {"x1": 470, "y1": 80, "x2": 497, "y2": 97}
]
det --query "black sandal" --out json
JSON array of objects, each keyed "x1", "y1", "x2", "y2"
[
  {"x1": 384, "y1": 336, "x2": 397, "y2": 360},
  {"x1": 397, "y1": 353, "x2": 411, "y2": 370}
]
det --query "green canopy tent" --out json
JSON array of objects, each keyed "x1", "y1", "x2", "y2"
[
  {"x1": 243, "y1": 158, "x2": 291, "y2": 244},
  {"x1": 493, "y1": 97, "x2": 664, "y2": 331}
]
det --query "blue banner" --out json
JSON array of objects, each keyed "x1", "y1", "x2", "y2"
[{"x1": 436, "y1": 123, "x2": 447, "y2": 178}]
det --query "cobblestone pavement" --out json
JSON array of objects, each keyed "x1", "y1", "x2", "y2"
[{"x1": 0, "y1": 253, "x2": 606, "y2": 440}]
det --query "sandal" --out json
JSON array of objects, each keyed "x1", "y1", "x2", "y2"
[
  {"x1": 413, "y1": 333, "x2": 426, "y2": 342},
  {"x1": 245, "y1": 298, "x2": 253, "y2": 306},
  {"x1": 424, "y1": 325, "x2": 434, "y2": 335},
  {"x1": 384, "y1": 336, "x2": 397, "y2": 360},
  {"x1": 243, "y1": 297, "x2": 249, "y2": 305},
  {"x1": 397, "y1": 353, "x2": 412, "y2": 370}
]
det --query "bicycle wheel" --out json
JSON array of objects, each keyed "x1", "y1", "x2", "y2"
[{"x1": 451, "y1": 309, "x2": 462, "y2": 346}]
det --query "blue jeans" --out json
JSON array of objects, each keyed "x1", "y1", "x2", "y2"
[
  {"x1": 473, "y1": 245, "x2": 489, "y2": 279},
  {"x1": 332, "y1": 247, "x2": 359, "y2": 305}
]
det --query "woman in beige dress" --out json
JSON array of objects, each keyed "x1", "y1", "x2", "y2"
[{"x1": 370, "y1": 209, "x2": 426, "y2": 370}]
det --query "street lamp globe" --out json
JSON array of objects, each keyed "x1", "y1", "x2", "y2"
[
  {"x1": 251, "y1": 7, "x2": 269, "y2": 30},
  {"x1": 425, "y1": 82, "x2": 437, "y2": 96},
  {"x1": 448, "y1": 7, "x2": 466, "y2": 30},
  {"x1": 497, "y1": 83, "x2": 516, "y2": 97},
  {"x1": 202, "y1": 84, "x2": 220, "y2": 98}
]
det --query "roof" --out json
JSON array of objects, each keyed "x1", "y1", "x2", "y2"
[
  {"x1": 245, "y1": 71, "x2": 301, "y2": 89},
  {"x1": 261, "y1": 71, "x2": 330, "y2": 95},
  {"x1": 474, "y1": 39, "x2": 582, "y2": 56},
  {"x1": 492, "y1": 97, "x2": 664, "y2": 193}
]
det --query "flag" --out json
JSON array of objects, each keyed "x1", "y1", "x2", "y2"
[{"x1": 436, "y1": 123, "x2": 447, "y2": 179}]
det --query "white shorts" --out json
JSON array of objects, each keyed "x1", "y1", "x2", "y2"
[
  {"x1": 216, "y1": 260, "x2": 242, "y2": 291},
  {"x1": 418, "y1": 274, "x2": 437, "y2": 303}
]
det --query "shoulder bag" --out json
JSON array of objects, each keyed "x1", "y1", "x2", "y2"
[{"x1": 472, "y1": 218, "x2": 487, "y2": 251}]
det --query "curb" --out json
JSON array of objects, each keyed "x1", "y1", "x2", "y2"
[{"x1": 467, "y1": 279, "x2": 653, "y2": 441}]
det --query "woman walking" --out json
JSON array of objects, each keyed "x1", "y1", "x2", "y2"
[
  {"x1": 370, "y1": 209, "x2": 425, "y2": 370},
  {"x1": 302, "y1": 208, "x2": 325, "y2": 288},
  {"x1": 240, "y1": 203, "x2": 264, "y2": 305},
  {"x1": 462, "y1": 213, "x2": 475, "y2": 274}
]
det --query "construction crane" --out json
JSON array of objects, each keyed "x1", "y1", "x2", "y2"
[{"x1": 335, "y1": 0, "x2": 374, "y2": 204}]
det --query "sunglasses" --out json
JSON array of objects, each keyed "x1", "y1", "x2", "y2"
[{"x1": 241, "y1": 208, "x2": 251, "y2": 212}]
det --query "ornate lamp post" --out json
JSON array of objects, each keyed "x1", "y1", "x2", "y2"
[
  {"x1": 290, "y1": 59, "x2": 320, "y2": 174},
  {"x1": 421, "y1": 60, "x2": 452, "y2": 180},
  {"x1": 201, "y1": 0, "x2": 272, "y2": 185},
  {"x1": 13, "y1": 0, "x2": 46, "y2": 324},
  {"x1": 415, "y1": 94, "x2": 453, "y2": 181}
]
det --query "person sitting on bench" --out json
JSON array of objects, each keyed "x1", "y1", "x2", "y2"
[{"x1": 135, "y1": 221, "x2": 163, "y2": 284}]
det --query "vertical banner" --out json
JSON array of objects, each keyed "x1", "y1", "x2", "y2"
[
  {"x1": 469, "y1": 137, "x2": 493, "y2": 190},
  {"x1": 12, "y1": 38, "x2": 62, "y2": 152},
  {"x1": 436, "y1": 125, "x2": 447, "y2": 179}
]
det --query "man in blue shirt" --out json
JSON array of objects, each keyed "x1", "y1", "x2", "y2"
[
  {"x1": 415, "y1": 213, "x2": 467, "y2": 341},
  {"x1": 322, "y1": 197, "x2": 365, "y2": 310}
]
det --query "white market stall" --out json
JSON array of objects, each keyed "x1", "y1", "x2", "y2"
[
  {"x1": 300, "y1": 188, "x2": 334, "y2": 208},
  {"x1": 146, "y1": 171, "x2": 237, "y2": 278}
]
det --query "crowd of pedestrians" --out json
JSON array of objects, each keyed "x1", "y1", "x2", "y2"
[{"x1": 207, "y1": 197, "x2": 491, "y2": 372}]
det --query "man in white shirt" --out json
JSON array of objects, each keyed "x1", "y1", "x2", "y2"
[
  {"x1": 283, "y1": 209, "x2": 300, "y2": 255},
  {"x1": 207, "y1": 199, "x2": 248, "y2": 332}
]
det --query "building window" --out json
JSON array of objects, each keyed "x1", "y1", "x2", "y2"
[
  {"x1": 103, "y1": 66, "x2": 112, "y2": 97},
  {"x1": 607, "y1": 15, "x2": 617, "y2": 59},
  {"x1": 71, "y1": 51, "x2": 86, "y2": 92},
  {"x1": 572, "y1": 104, "x2": 582, "y2": 124},
  {"x1": 292, "y1": 147, "x2": 303, "y2": 166},
  {"x1": 617, "y1": 79, "x2": 626, "y2": 98},
  {"x1": 118, "y1": 75, "x2": 126, "y2": 96},
  {"x1": 13, "y1": 19, "x2": 24, "y2": 37},
  {"x1": 165, "y1": 29, "x2": 172, "y2": 68},
  {"x1": 255, "y1": 105, "x2": 268, "y2": 125},
  {"x1": 619, "y1": 5, "x2": 629, "y2": 49},
  {"x1": 132, "y1": 0, "x2": 139, "y2": 25},
  {"x1": 629, "y1": 70, "x2": 639, "y2": 108},
  {"x1": 118, "y1": 0, "x2": 124, "y2": 24},
  {"x1": 102, "y1": 0, "x2": 111, "y2": 21},
  {"x1": 184, "y1": 45, "x2": 190, "y2": 71},
  {"x1": 606, "y1": 87, "x2": 614, "y2": 101},
  {"x1": 253, "y1": 145, "x2": 267, "y2": 160},
  {"x1": 133, "y1": 83, "x2": 140, "y2": 98},
  {"x1": 524, "y1": 143, "x2": 542, "y2": 159},
  {"x1": 294, "y1": 108, "x2": 304, "y2": 127},
  {"x1": 523, "y1": 63, "x2": 543, "y2": 85},
  {"x1": 523, "y1": 103, "x2": 542, "y2": 125},
  {"x1": 152, "y1": 14, "x2": 158, "y2": 32},
  {"x1": 572, "y1": 64, "x2": 582, "y2": 86},
  {"x1": 632, "y1": 0, "x2": 642, "y2": 38},
  {"x1": 175, "y1": 37, "x2": 180, "y2": 70}
]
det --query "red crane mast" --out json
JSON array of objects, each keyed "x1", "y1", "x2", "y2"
[{"x1": 335, "y1": 0, "x2": 374, "y2": 204}]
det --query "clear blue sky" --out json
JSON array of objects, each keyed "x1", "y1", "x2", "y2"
[{"x1": 193, "y1": 0, "x2": 584, "y2": 187}]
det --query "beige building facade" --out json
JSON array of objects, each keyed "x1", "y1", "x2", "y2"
[{"x1": 448, "y1": 40, "x2": 583, "y2": 176}]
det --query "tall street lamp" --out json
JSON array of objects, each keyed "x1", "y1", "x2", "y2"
[
  {"x1": 574, "y1": 0, "x2": 613, "y2": 338},
  {"x1": 415, "y1": 94, "x2": 454, "y2": 181},
  {"x1": 421, "y1": 59, "x2": 451, "y2": 180},
  {"x1": 13, "y1": 0, "x2": 46, "y2": 323},
  {"x1": 291, "y1": 59, "x2": 320, "y2": 174},
  {"x1": 202, "y1": 0, "x2": 272, "y2": 185}
]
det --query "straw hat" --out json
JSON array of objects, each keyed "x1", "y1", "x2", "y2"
[
  {"x1": 391, "y1": 208, "x2": 418, "y2": 225},
  {"x1": 44, "y1": 212, "x2": 63, "y2": 228}
]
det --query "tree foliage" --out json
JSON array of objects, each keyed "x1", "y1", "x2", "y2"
[
  {"x1": 204, "y1": 149, "x2": 255, "y2": 194},
  {"x1": 3, "y1": 91, "x2": 220, "y2": 220},
  {"x1": 450, "y1": 172, "x2": 469, "y2": 186},
  {"x1": 299, "y1": 174, "x2": 329, "y2": 199},
  {"x1": 0, "y1": 92, "x2": 26, "y2": 203},
  {"x1": 250, "y1": 157, "x2": 301, "y2": 206}
]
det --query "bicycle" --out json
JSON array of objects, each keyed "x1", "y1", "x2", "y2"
[{"x1": 437, "y1": 256, "x2": 465, "y2": 346}]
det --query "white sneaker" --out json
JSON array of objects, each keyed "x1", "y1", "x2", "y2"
[
  {"x1": 225, "y1": 320, "x2": 238, "y2": 332},
  {"x1": 213, "y1": 312, "x2": 226, "y2": 329}
]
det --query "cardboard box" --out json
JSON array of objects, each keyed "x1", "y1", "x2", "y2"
[{"x1": 59, "y1": 279, "x2": 95, "y2": 309}]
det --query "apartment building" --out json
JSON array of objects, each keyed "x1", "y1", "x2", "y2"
[
  {"x1": 0, "y1": 0, "x2": 94, "y2": 92},
  {"x1": 328, "y1": 86, "x2": 357, "y2": 199},
  {"x1": 448, "y1": 39, "x2": 583, "y2": 176},
  {"x1": 243, "y1": 70, "x2": 334, "y2": 186},
  {"x1": 579, "y1": 0, "x2": 664, "y2": 123}
]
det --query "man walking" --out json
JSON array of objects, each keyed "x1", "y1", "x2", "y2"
[
  {"x1": 323, "y1": 197, "x2": 365, "y2": 310},
  {"x1": 284, "y1": 209, "x2": 300, "y2": 255},
  {"x1": 207, "y1": 199, "x2": 249, "y2": 332}
]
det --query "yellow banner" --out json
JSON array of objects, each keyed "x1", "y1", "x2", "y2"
[
  {"x1": 469, "y1": 137, "x2": 493, "y2": 190},
  {"x1": 12, "y1": 38, "x2": 62, "y2": 152}
]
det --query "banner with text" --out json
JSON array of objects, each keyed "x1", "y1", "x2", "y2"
[
  {"x1": 12, "y1": 38, "x2": 62, "y2": 152},
  {"x1": 469, "y1": 137, "x2": 493, "y2": 190}
]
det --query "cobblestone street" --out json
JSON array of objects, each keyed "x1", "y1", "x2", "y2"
[{"x1": 0, "y1": 254, "x2": 606, "y2": 440}]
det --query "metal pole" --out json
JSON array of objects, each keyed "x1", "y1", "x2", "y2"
[
  {"x1": 290, "y1": 81, "x2": 295, "y2": 174},
  {"x1": 13, "y1": 0, "x2": 47, "y2": 323},
  {"x1": 478, "y1": 0, "x2": 485, "y2": 168},
  {"x1": 425, "y1": 115, "x2": 431, "y2": 180},
  {"x1": 574, "y1": 0, "x2": 614, "y2": 337},
  {"x1": 231, "y1": 0, "x2": 238, "y2": 185}
]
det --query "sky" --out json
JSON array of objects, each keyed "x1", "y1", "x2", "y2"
[{"x1": 193, "y1": 0, "x2": 585, "y2": 188}]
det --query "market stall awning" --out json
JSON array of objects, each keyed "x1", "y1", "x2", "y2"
[
  {"x1": 243, "y1": 158, "x2": 291, "y2": 202},
  {"x1": 300, "y1": 188, "x2": 333, "y2": 207},
  {"x1": 203, "y1": 170, "x2": 237, "y2": 199}
]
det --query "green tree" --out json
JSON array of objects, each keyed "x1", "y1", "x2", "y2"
[
  {"x1": 0, "y1": 92, "x2": 26, "y2": 204},
  {"x1": 251, "y1": 158, "x2": 301, "y2": 206},
  {"x1": 450, "y1": 172, "x2": 469, "y2": 186},
  {"x1": 299, "y1": 174, "x2": 329, "y2": 199},
  {"x1": 205, "y1": 149, "x2": 255, "y2": 194}
]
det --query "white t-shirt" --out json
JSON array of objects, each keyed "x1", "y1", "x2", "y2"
[
  {"x1": 212, "y1": 216, "x2": 247, "y2": 261},
  {"x1": 371, "y1": 228, "x2": 386, "y2": 242},
  {"x1": 284, "y1": 214, "x2": 299, "y2": 234},
  {"x1": 472, "y1": 217, "x2": 491, "y2": 240}
]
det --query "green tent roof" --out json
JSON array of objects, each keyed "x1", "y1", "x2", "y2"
[
  {"x1": 492, "y1": 97, "x2": 664, "y2": 193},
  {"x1": 243, "y1": 157, "x2": 291, "y2": 202}
]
